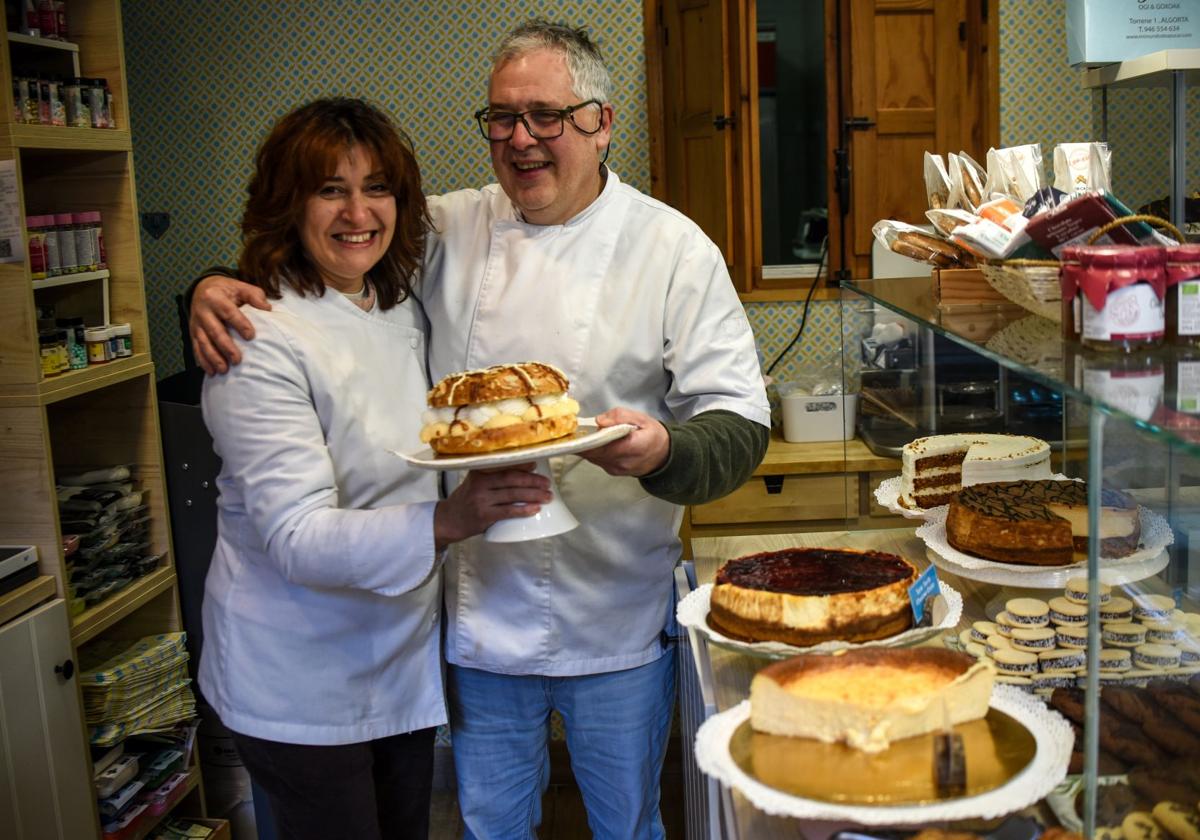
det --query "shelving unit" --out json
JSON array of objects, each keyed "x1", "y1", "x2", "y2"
[
  {"x1": 1083, "y1": 48, "x2": 1200, "y2": 230},
  {"x1": 0, "y1": 3, "x2": 194, "y2": 839}
]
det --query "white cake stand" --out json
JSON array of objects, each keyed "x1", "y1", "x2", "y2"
[{"x1": 391, "y1": 422, "x2": 635, "y2": 542}]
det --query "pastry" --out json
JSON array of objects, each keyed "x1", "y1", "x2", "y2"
[
  {"x1": 1032, "y1": 670, "x2": 1078, "y2": 691},
  {"x1": 992, "y1": 648, "x2": 1038, "y2": 676},
  {"x1": 1010, "y1": 626, "x2": 1057, "y2": 651},
  {"x1": 708, "y1": 548, "x2": 919, "y2": 646},
  {"x1": 970, "y1": 620, "x2": 998, "y2": 643},
  {"x1": 1106, "y1": 623, "x2": 1149, "y2": 648},
  {"x1": 1067, "y1": 576, "x2": 1113, "y2": 605},
  {"x1": 748, "y1": 648, "x2": 994, "y2": 753},
  {"x1": 1121, "y1": 812, "x2": 1166, "y2": 840},
  {"x1": 1135, "y1": 595, "x2": 1177, "y2": 623},
  {"x1": 898, "y1": 434, "x2": 1050, "y2": 509},
  {"x1": 1145, "y1": 622, "x2": 1187, "y2": 645},
  {"x1": 421, "y1": 362, "x2": 580, "y2": 454},
  {"x1": 1102, "y1": 597, "x2": 1135, "y2": 624},
  {"x1": 1006, "y1": 597, "x2": 1051, "y2": 626},
  {"x1": 1136, "y1": 644, "x2": 1183, "y2": 670},
  {"x1": 1101, "y1": 649, "x2": 1134, "y2": 672},
  {"x1": 1152, "y1": 802, "x2": 1200, "y2": 840},
  {"x1": 1050, "y1": 687, "x2": 1086, "y2": 723},
  {"x1": 1049, "y1": 596, "x2": 1089, "y2": 626},
  {"x1": 1041, "y1": 648, "x2": 1087, "y2": 671},
  {"x1": 995, "y1": 611, "x2": 1017, "y2": 636},
  {"x1": 946, "y1": 480, "x2": 1140, "y2": 565},
  {"x1": 1058, "y1": 625, "x2": 1089, "y2": 650},
  {"x1": 984, "y1": 634, "x2": 1012, "y2": 657},
  {"x1": 997, "y1": 674, "x2": 1033, "y2": 689}
]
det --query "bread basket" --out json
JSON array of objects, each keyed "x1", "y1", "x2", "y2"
[{"x1": 979, "y1": 214, "x2": 1185, "y2": 323}]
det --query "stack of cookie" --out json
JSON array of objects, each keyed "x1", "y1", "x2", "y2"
[{"x1": 956, "y1": 579, "x2": 1200, "y2": 693}]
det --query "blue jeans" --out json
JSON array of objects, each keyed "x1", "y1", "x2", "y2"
[{"x1": 447, "y1": 651, "x2": 676, "y2": 840}]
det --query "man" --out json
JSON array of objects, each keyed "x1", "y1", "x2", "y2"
[{"x1": 189, "y1": 20, "x2": 769, "y2": 839}]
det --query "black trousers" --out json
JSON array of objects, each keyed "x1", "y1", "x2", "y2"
[{"x1": 231, "y1": 727, "x2": 436, "y2": 840}]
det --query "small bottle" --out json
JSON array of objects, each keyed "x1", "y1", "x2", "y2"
[
  {"x1": 103, "y1": 80, "x2": 114, "y2": 128},
  {"x1": 110, "y1": 322, "x2": 132, "y2": 358},
  {"x1": 37, "y1": 79, "x2": 51, "y2": 124},
  {"x1": 53, "y1": 212, "x2": 78, "y2": 273},
  {"x1": 86, "y1": 79, "x2": 106, "y2": 128},
  {"x1": 53, "y1": 0, "x2": 66, "y2": 39},
  {"x1": 36, "y1": 0, "x2": 56, "y2": 38},
  {"x1": 47, "y1": 77, "x2": 65, "y2": 126},
  {"x1": 57, "y1": 316, "x2": 87, "y2": 369},
  {"x1": 63, "y1": 77, "x2": 88, "y2": 127},
  {"x1": 1166, "y1": 244, "x2": 1200, "y2": 348},
  {"x1": 85, "y1": 325, "x2": 110, "y2": 364},
  {"x1": 26, "y1": 215, "x2": 48, "y2": 280},
  {"x1": 21, "y1": 0, "x2": 41, "y2": 37},
  {"x1": 39, "y1": 330, "x2": 64, "y2": 376},
  {"x1": 14, "y1": 77, "x2": 37, "y2": 124},
  {"x1": 43, "y1": 213, "x2": 60, "y2": 276},
  {"x1": 72, "y1": 211, "x2": 97, "y2": 271}
]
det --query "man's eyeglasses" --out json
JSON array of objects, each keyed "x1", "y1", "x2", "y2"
[{"x1": 474, "y1": 100, "x2": 603, "y2": 141}]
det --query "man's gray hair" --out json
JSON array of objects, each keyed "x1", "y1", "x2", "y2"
[{"x1": 492, "y1": 19, "x2": 612, "y2": 104}]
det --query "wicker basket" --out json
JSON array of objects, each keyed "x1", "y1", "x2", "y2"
[{"x1": 978, "y1": 214, "x2": 1186, "y2": 323}]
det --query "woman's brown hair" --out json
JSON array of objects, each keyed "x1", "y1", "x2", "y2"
[{"x1": 238, "y1": 98, "x2": 429, "y2": 309}]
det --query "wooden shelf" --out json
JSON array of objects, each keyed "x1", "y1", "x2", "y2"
[
  {"x1": 6, "y1": 32, "x2": 79, "y2": 52},
  {"x1": 0, "y1": 574, "x2": 55, "y2": 626},
  {"x1": 0, "y1": 353, "x2": 154, "y2": 406},
  {"x1": 2, "y1": 123, "x2": 131, "y2": 151},
  {"x1": 32, "y1": 267, "x2": 109, "y2": 291},
  {"x1": 71, "y1": 564, "x2": 175, "y2": 646},
  {"x1": 1082, "y1": 48, "x2": 1200, "y2": 89},
  {"x1": 125, "y1": 764, "x2": 203, "y2": 840}
]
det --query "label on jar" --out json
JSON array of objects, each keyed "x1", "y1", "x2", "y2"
[
  {"x1": 1082, "y1": 365, "x2": 1164, "y2": 421},
  {"x1": 1081, "y1": 283, "x2": 1164, "y2": 341},
  {"x1": 1176, "y1": 360, "x2": 1200, "y2": 413},
  {"x1": 1178, "y1": 281, "x2": 1200, "y2": 337},
  {"x1": 1073, "y1": 296, "x2": 1081, "y2": 336}
]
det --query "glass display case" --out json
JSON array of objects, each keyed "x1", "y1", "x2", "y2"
[{"x1": 675, "y1": 274, "x2": 1200, "y2": 839}]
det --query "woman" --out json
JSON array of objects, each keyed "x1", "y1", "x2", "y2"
[{"x1": 198, "y1": 98, "x2": 550, "y2": 839}]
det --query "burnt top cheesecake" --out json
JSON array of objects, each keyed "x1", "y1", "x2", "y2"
[
  {"x1": 945, "y1": 479, "x2": 1140, "y2": 566},
  {"x1": 709, "y1": 547, "x2": 919, "y2": 646}
]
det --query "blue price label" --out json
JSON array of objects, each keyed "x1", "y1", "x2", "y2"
[{"x1": 908, "y1": 565, "x2": 941, "y2": 625}]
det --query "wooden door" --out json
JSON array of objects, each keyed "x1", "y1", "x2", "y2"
[
  {"x1": 837, "y1": 0, "x2": 997, "y2": 279},
  {"x1": 0, "y1": 599, "x2": 97, "y2": 840}
]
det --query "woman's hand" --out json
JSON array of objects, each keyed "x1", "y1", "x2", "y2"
[
  {"x1": 190, "y1": 275, "x2": 272, "y2": 374},
  {"x1": 433, "y1": 465, "x2": 552, "y2": 549}
]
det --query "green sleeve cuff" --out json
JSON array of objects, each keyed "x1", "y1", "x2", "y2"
[{"x1": 639, "y1": 409, "x2": 769, "y2": 505}]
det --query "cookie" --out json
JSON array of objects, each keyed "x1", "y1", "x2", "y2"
[
  {"x1": 1152, "y1": 801, "x2": 1200, "y2": 840},
  {"x1": 1146, "y1": 621, "x2": 1187, "y2": 645},
  {"x1": 1011, "y1": 626, "x2": 1057, "y2": 651},
  {"x1": 1042, "y1": 648, "x2": 1087, "y2": 671},
  {"x1": 1102, "y1": 596, "x2": 1135, "y2": 624},
  {"x1": 1101, "y1": 649, "x2": 1134, "y2": 672},
  {"x1": 993, "y1": 648, "x2": 1038, "y2": 675},
  {"x1": 1058, "y1": 625, "x2": 1089, "y2": 650},
  {"x1": 958, "y1": 628, "x2": 974, "y2": 648},
  {"x1": 1032, "y1": 669, "x2": 1077, "y2": 692},
  {"x1": 1135, "y1": 594, "x2": 1177, "y2": 623},
  {"x1": 1006, "y1": 597, "x2": 1051, "y2": 626},
  {"x1": 1049, "y1": 596, "x2": 1089, "y2": 626},
  {"x1": 1135, "y1": 644, "x2": 1182, "y2": 670},
  {"x1": 1067, "y1": 576, "x2": 1111, "y2": 604},
  {"x1": 995, "y1": 611, "x2": 1017, "y2": 637},
  {"x1": 985, "y1": 633, "x2": 1013, "y2": 657},
  {"x1": 971, "y1": 620, "x2": 998, "y2": 643},
  {"x1": 1122, "y1": 811, "x2": 1165, "y2": 840},
  {"x1": 1105, "y1": 623, "x2": 1149, "y2": 648},
  {"x1": 965, "y1": 641, "x2": 986, "y2": 657}
]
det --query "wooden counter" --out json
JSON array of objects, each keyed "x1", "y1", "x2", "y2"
[{"x1": 753, "y1": 431, "x2": 901, "y2": 476}]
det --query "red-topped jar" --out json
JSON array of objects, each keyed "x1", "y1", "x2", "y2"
[
  {"x1": 1166, "y1": 244, "x2": 1200, "y2": 348},
  {"x1": 1060, "y1": 245, "x2": 1083, "y2": 341},
  {"x1": 1073, "y1": 246, "x2": 1166, "y2": 352}
]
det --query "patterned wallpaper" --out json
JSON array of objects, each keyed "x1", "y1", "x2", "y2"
[{"x1": 123, "y1": 1, "x2": 650, "y2": 376}]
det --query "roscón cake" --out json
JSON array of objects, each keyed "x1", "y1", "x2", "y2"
[
  {"x1": 945, "y1": 479, "x2": 1140, "y2": 566},
  {"x1": 749, "y1": 648, "x2": 995, "y2": 753},
  {"x1": 420, "y1": 362, "x2": 580, "y2": 455},
  {"x1": 899, "y1": 434, "x2": 1051, "y2": 509},
  {"x1": 709, "y1": 547, "x2": 919, "y2": 646}
]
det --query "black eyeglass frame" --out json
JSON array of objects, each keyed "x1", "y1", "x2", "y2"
[{"x1": 473, "y1": 99, "x2": 604, "y2": 141}]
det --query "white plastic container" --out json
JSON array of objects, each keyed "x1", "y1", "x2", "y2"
[{"x1": 781, "y1": 393, "x2": 858, "y2": 443}]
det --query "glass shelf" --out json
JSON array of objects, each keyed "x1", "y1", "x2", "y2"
[{"x1": 842, "y1": 275, "x2": 1200, "y2": 457}]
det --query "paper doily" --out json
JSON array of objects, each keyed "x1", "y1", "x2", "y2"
[
  {"x1": 693, "y1": 685, "x2": 1073, "y2": 824},
  {"x1": 918, "y1": 505, "x2": 1172, "y2": 575},
  {"x1": 676, "y1": 582, "x2": 962, "y2": 660},
  {"x1": 874, "y1": 477, "x2": 944, "y2": 521}
]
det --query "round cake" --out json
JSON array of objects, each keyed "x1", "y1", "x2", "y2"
[
  {"x1": 899, "y1": 433, "x2": 1051, "y2": 509},
  {"x1": 420, "y1": 362, "x2": 580, "y2": 455},
  {"x1": 945, "y1": 479, "x2": 1140, "y2": 566},
  {"x1": 709, "y1": 547, "x2": 920, "y2": 646}
]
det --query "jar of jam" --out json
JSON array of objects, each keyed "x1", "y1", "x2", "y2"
[
  {"x1": 1077, "y1": 246, "x2": 1166, "y2": 352},
  {"x1": 1060, "y1": 246, "x2": 1082, "y2": 341},
  {"x1": 1166, "y1": 244, "x2": 1200, "y2": 347},
  {"x1": 1080, "y1": 348, "x2": 1165, "y2": 422}
]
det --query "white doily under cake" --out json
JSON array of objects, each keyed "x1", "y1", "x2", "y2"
[
  {"x1": 917, "y1": 505, "x2": 1173, "y2": 589},
  {"x1": 873, "y1": 477, "x2": 943, "y2": 520},
  {"x1": 693, "y1": 685, "x2": 1073, "y2": 824},
  {"x1": 676, "y1": 582, "x2": 963, "y2": 660}
]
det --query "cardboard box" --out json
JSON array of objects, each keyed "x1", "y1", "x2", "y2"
[
  {"x1": 933, "y1": 268, "x2": 1009, "y2": 307},
  {"x1": 1067, "y1": 0, "x2": 1200, "y2": 66}
]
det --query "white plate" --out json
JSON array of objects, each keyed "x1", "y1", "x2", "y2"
[
  {"x1": 676, "y1": 581, "x2": 963, "y2": 659},
  {"x1": 391, "y1": 422, "x2": 636, "y2": 470},
  {"x1": 917, "y1": 505, "x2": 1174, "y2": 589},
  {"x1": 874, "y1": 476, "x2": 945, "y2": 521},
  {"x1": 693, "y1": 686, "x2": 1073, "y2": 824}
]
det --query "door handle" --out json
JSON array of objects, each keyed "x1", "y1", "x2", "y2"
[
  {"x1": 55, "y1": 658, "x2": 75, "y2": 681},
  {"x1": 843, "y1": 116, "x2": 876, "y2": 132},
  {"x1": 713, "y1": 114, "x2": 736, "y2": 130}
]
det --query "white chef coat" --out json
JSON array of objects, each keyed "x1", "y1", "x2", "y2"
[
  {"x1": 199, "y1": 284, "x2": 446, "y2": 745},
  {"x1": 421, "y1": 169, "x2": 770, "y2": 676}
]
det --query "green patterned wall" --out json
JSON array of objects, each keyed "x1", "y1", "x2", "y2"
[{"x1": 123, "y1": 1, "x2": 650, "y2": 376}]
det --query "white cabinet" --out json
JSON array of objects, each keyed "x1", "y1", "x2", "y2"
[{"x1": 0, "y1": 600, "x2": 97, "y2": 840}]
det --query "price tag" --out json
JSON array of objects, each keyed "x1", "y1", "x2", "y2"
[{"x1": 908, "y1": 564, "x2": 941, "y2": 625}]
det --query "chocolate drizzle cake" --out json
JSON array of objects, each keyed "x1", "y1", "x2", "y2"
[
  {"x1": 946, "y1": 479, "x2": 1140, "y2": 566},
  {"x1": 709, "y1": 547, "x2": 919, "y2": 645}
]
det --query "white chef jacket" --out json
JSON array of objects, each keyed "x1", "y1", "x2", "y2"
[
  {"x1": 421, "y1": 169, "x2": 770, "y2": 676},
  {"x1": 199, "y1": 285, "x2": 445, "y2": 745}
]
